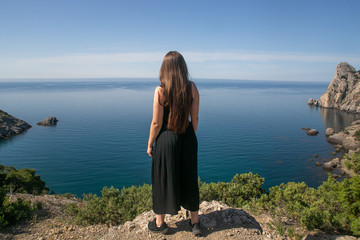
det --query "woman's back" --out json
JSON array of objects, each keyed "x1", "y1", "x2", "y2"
[{"x1": 157, "y1": 81, "x2": 199, "y2": 134}]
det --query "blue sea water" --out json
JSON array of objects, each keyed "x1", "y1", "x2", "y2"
[{"x1": 0, "y1": 79, "x2": 358, "y2": 196}]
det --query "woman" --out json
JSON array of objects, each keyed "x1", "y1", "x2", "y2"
[{"x1": 147, "y1": 51, "x2": 201, "y2": 236}]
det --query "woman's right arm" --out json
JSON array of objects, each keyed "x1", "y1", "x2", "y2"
[
  {"x1": 147, "y1": 87, "x2": 164, "y2": 157},
  {"x1": 190, "y1": 82, "x2": 199, "y2": 133}
]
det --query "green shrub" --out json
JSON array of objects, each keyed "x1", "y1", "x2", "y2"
[
  {"x1": 274, "y1": 220, "x2": 285, "y2": 236},
  {"x1": 0, "y1": 164, "x2": 49, "y2": 194},
  {"x1": 255, "y1": 175, "x2": 360, "y2": 236},
  {"x1": 344, "y1": 152, "x2": 360, "y2": 175},
  {"x1": 66, "y1": 184, "x2": 152, "y2": 226},
  {"x1": 337, "y1": 176, "x2": 360, "y2": 235},
  {"x1": 199, "y1": 172, "x2": 265, "y2": 207},
  {"x1": 0, "y1": 186, "x2": 35, "y2": 228},
  {"x1": 0, "y1": 165, "x2": 46, "y2": 228},
  {"x1": 120, "y1": 185, "x2": 152, "y2": 220}
]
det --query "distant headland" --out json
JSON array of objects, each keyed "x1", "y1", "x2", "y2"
[
  {"x1": 0, "y1": 110, "x2": 32, "y2": 139},
  {"x1": 308, "y1": 62, "x2": 360, "y2": 113}
]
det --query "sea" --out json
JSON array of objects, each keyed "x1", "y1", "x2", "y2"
[{"x1": 0, "y1": 79, "x2": 358, "y2": 196}]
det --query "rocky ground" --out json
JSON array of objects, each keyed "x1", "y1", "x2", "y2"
[{"x1": 1, "y1": 194, "x2": 358, "y2": 240}]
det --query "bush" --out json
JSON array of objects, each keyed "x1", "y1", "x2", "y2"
[
  {"x1": 66, "y1": 184, "x2": 152, "y2": 225},
  {"x1": 344, "y1": 151, "x2": 360, "y2": 175},
  {"x1": 0, "y1": 165, "x2": 46, "y2": 228},
  {"x1": 255, "y1": 175, "x2": 360, "y2": 236},
  {"x1": 0, "y1": 164, "x2": 49, "y2": 194},
  {"x1": 0, "y1": 186, "x2": 35, "y2": 228},
  {"x1": 199, "y1": 172, "x2": 265, "y2": 207}
]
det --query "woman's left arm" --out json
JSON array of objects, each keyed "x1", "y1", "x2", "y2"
[
  {"x1": 147, "y1": 87, "x2": 164, "y2": 157},
  {"x1": 190, "y1": 81, "x2": 199, "y2": 133}
]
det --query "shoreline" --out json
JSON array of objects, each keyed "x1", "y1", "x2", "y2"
[{"x1": 319, "y1": 117, "x2": 360, "y2": 178}]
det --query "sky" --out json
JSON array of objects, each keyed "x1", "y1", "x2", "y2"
[{"x1": 0, "y1": 0, "x2": 359, "y2": 82}]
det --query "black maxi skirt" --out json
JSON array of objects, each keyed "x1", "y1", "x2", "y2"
[{"x1": 151, "y1": 123, "x2": 199, "y2": 215}]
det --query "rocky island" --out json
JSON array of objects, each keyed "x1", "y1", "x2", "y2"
[
  {"x1": 37, "y1": 116, "x2": 58, "y2": 126},
  {"x1": 0, "y1": 110, "x2": 32, "y2": 139},
  {"x1": 308, "y1": 62, "x2": 360, "y2": 113}
]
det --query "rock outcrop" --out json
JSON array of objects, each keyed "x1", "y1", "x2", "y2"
[
  {"x1": 323, "y1": 158, "x2": 340, "y2": 170},
  {"x1": 327, "y1": 122, "x2": 360, "y2": 150},
  {"x1": 308, "y1": 62, "x2": 360, "y2": 113},
  {"x1": 308, "y1": 98, "x2": 320, "y2": 106},
  {"x1": 0, "y1": 110, "x2": 32, "y2": 139},
  {"x1": 100, "y1": 201, "x2": 273, "y2": 240},
  {"x1": 37, "y1": 116, "x2": 58, "y2": 126},
  {"x1": 325, "y1": 119, "x2": 360, "y2": 177},
  {"x1": 306, "y1": 129, "x2": 319, "y2": 136},
  {"x1": 325, "y1": 127, "x2": 335, "y2": 136}
]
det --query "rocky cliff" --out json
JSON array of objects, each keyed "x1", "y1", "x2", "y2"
[
  {"x1": 0, "y1": 110, "x2": 32, "y2": 139},
  {"x1": 308, "y1": 62, "x2": 360, "y2": 113}
]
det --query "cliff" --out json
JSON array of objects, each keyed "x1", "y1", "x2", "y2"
[
  {"x1": 0, "y1": 110, "x2": 32, "y2": 139},
  {"x1": 308, "y1": 62, "x2": 360, "y2": 113}
]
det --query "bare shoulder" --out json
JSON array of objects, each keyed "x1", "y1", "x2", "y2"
[
  {"x1": 190, "y1": 81, "x2": 199, "y2": 97},
  {"x1": 154, "y1": 86, "x2": 164, "y2": 104},
  {"x1": 155, "y1": 86, "x2": 164, "y2": 96}
]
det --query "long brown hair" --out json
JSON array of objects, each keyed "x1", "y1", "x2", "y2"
[{"x1": 159, "y1": 51, "x2": 192, "y2": 134}]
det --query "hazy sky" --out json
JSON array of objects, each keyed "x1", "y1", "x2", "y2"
[{"x1": 1, "y1": 0, "x2": 359, "y2": 81}]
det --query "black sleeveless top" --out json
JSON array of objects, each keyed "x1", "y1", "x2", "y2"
[
  {"x1": 159, "y1": 82, "x2": 192, "y2": 133},
  {"x1": 161, "y1": 106, "x2": 170, "y2": 132}
]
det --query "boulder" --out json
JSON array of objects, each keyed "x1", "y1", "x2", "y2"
[
  {"x1": 327, "y1": 131, "x2": 360, "y2": 150},
  {"x1": 307, "y1": 98, "x2": 320, "y2": 106},
  {"x1": 315, "y1": 162, "x2": 322, "y2": 166},
  {"x1": 306, "y1": 129, "x2": 319, "y2": 136},
  {"x1": 332, "y1": 174, "x2": 342, "y2": 178},
  {"x1": 307, "y1": 98, "x2": 316, "y2": 105},
  {"x1": 323, "y1": 158, "x2": 339, "y2": 170},
  {"x1": 37, "y1": 117, "x2": 58, "y2": 126},
  {"x1": 325, "y1": 128, "x2": 334, "y2": 137}
]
